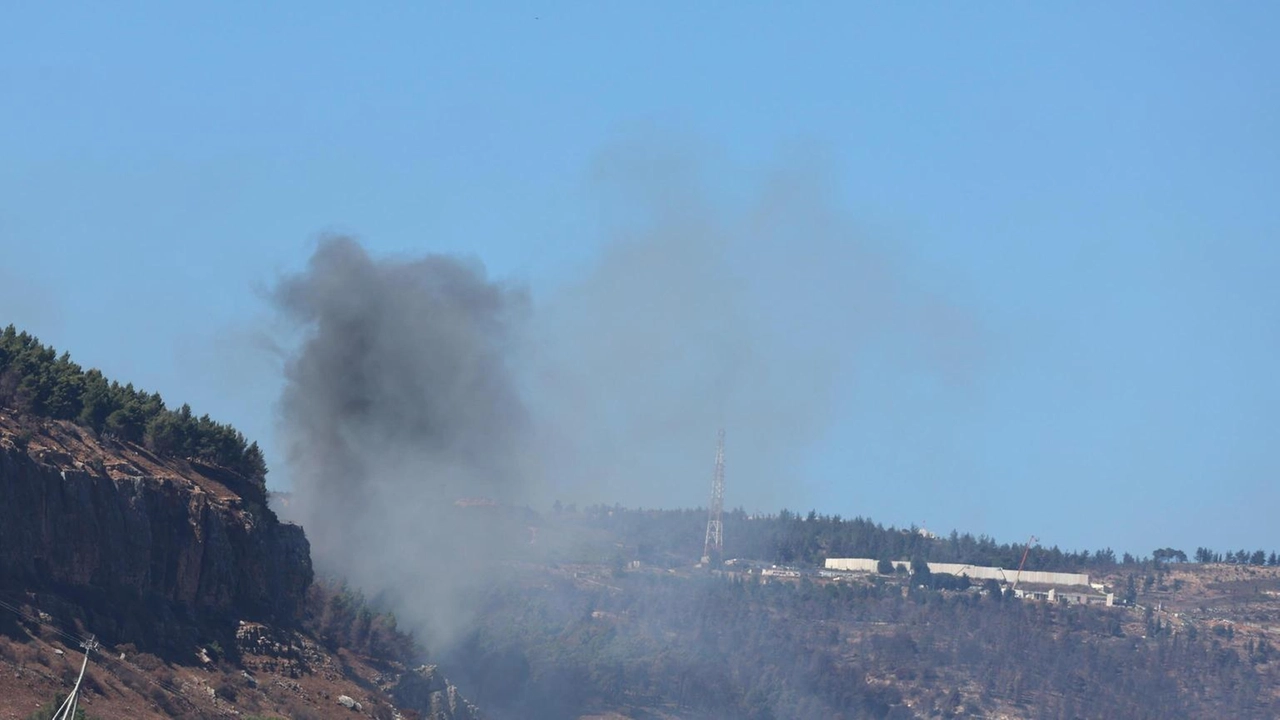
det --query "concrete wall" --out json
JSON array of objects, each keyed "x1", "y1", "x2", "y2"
[
  {"x1": 825, "y1": 558, "x2": 884, "y2": 573},
  {"x1": 823, "y1": 558, "x2": 1090, "y2": 587}
]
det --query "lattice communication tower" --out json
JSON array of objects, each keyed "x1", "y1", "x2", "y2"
[{"x1": 702, "y1": 429, "x2": 726, "y2": 565}]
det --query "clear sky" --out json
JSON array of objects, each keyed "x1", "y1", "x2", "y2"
[{"x1": 3, "y1": 3, "x2": 1277, "y2": 556}]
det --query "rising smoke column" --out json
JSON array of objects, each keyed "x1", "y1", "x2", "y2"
[
  {"x1": 269, "y1": 151, "x2": 982, "y2": 654},
  {"x1": 273, "y1": 236, "x2": 532, "y2": 646}
]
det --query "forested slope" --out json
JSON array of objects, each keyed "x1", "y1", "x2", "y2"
[{"x1": 444, "y1": 509, "x2": 1280, "y2": 720}]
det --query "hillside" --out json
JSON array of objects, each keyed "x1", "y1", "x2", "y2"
[{"x1": 439, "y1": 507, "x2": 1280, "y2": 720}]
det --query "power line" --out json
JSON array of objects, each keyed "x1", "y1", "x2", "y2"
[
  {"x1": 50, "y1": 635, "x2": 98, "y2": 720},
  {"x1": 0, "y1": 596, "x2": 87, "y2": 647},
  {"x1": 0, "y1": 594, "x2": 239, "y2": 718},
  {"x1": 93, "y1": 649, "x2": 239, "y2": 718}
]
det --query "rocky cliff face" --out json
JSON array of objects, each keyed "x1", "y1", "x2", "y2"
[
  {"x1": 0, "y1": 411, "x2": 483, "y2": 719},
  {"x1": 232, "y1": 622, "x2": 484, "y2": 720},
  {"x1": 394, "y1": 665, "x2": 484, "y2": 720},
  {"x1": 0, "y1": 412, "x2": 311, "y2": 626}
]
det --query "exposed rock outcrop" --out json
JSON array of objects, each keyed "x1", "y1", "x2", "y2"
[
  {"x1": 0, "y1": 413, "x2": 311, "y2": 626},
  {"x1": 0, "y1": 411, "x2": 483, "y2": 719},
  {"x1": 393, "y1": 664, "x2": 483, "y2": 720}
]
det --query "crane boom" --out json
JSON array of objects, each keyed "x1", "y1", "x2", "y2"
[{"x1": 1010, "y1": 535, "x2": 1038, "y2": 592}]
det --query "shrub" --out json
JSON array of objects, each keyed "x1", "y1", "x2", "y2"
[{"x1": 25, "y1": 694, "x2": 91, "y2": 720}]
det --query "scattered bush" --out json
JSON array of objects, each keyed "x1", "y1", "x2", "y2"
[
  {"x1": 211, "y1": 676, "x2": 238, "y2": 702},
  {"x1": 25, "y1": 694, "x2": 92, "y2": 719},
  {"x1": 305, "y1": 579, "x2": 422, "y2": 663},
  {"x1": 130, "y1": 652, "x2": 164, "y2": 672}
]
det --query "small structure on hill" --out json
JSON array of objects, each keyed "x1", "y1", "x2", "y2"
[{"x1": 1015, "y1": 584, "x2": 1114, "y2": 606}]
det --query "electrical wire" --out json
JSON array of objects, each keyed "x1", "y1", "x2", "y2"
[{"x1": 0, "y1": 594, "x2": 240, "y2": 718}]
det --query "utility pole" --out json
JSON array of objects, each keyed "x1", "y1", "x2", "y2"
[
  {"x1": 52, "y1": 634, "x2": 98, "y2": 720},
  {"x1": 701, "y1": 429, "x2": 726, "y2": 565}
]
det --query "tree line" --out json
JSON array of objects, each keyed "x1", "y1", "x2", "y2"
[
  {"x1": 0, "y1": 325, "x2": 266, "y2": 484},
  {"x1": 574, "y1": 505, "x2": 1128, "y2": 572},
  {"x1": 1194, "y1": 547, "x2": 1280, "y2": 566},
  {"x1": 571, "y1": 505, "x2": 1278, "y2": 574}
]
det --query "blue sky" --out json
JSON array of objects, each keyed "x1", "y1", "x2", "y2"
[{"x1": 2, "y1": 3, "x2": 1277, "y2": 556}]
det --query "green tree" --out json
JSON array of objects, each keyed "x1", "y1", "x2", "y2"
[
  {"x1": 983, "y1": 578, "x2": 1004, "y2": 601},
  {"x1": 910, "y1": 557, "x2": 932, "y2": 586},
  {"x1": 144, "y1": 411, "x2": 187, "y2": 455},
  {"x1": 76, "y1": 369, "x2": 115, "y2": 430},
  {"x1": 0, "y1": 326, "x2": 270, "y2": 484},
  {"x1": 242, "y1": 441, "x2": 268, "y2": 483},
  {"x1": 45, "y1": 352, "x2": 85, "y2": 420}
]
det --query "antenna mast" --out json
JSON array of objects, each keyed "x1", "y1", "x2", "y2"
[{"x1": 702, "y1": 429, "x2": 726, "y2": 565}]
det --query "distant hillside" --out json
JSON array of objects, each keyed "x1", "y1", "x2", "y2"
[{"x1": 445, "y1": 507, "x2": 1280, "y2": 720}]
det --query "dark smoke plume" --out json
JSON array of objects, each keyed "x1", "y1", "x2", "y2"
[{"x1": 274, "y1": 237, "x2": 533, "y2": 644}]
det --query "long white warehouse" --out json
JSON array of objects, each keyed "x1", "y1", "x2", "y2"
[{"x1": 824, "y1": 558, "x2": 1089, "y2": 587}]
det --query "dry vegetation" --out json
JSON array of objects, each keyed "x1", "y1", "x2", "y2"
[{"x1": 0, "y1": 597, "x2": 428, "y2": 720}]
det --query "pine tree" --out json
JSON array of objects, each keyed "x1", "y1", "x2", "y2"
[
  {"x1": 243, "y1": 441, "x2": 268, "y2": 483},
  {"x1": 1, "y1": 326, "x2": 268, "y2": 482}
]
